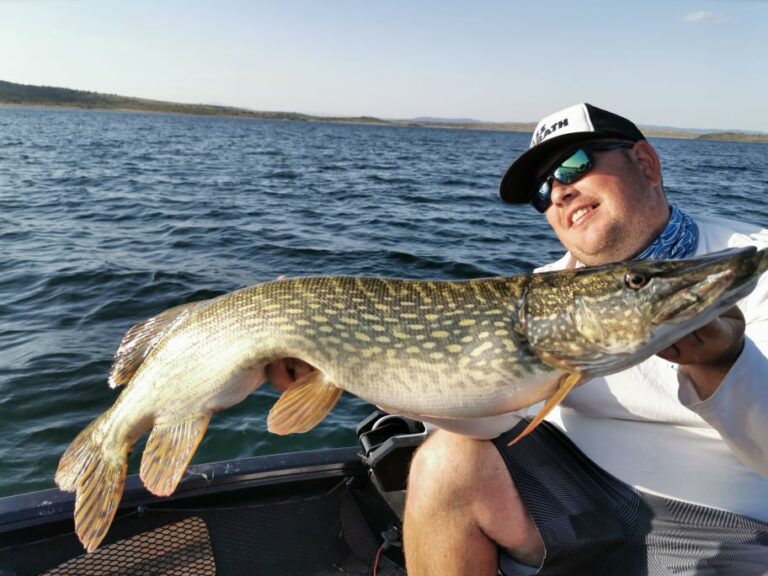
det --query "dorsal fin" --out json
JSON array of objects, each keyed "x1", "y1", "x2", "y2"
[{"x1": 108, "y1": 301, "x2": 203, "y2": 388}]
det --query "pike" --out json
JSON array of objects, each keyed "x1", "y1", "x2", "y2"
[{"x1": 56, "y1": 247, "x2": 767, "y2": 552}]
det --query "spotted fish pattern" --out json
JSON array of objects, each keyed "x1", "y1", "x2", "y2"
[{"x1": 55, "y1": 247, "x2": 767, "y2": 553}]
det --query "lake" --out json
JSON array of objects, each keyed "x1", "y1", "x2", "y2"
[{"x1": 0, "y1": 107, "x2": 765, "y2": 497}]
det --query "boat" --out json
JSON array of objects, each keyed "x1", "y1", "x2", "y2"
[{"x1": 0, "y1": 411, "x2": 428, "y2": 576}]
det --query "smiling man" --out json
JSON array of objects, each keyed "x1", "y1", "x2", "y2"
[{"x1": 402, "y1": 104, "x2": 768, "y2": 575}]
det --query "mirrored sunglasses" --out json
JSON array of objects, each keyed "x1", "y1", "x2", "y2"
[{"x1": 531, "y1": 142, "x2": 635, "y2": 213}]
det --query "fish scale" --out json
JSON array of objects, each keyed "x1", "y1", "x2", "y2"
[
  {"x1": 224, "y1": 277, "x2": 545, "y2": 412},
  {"x1": 55, "y1": 246, "x2": 767, "y2": 553}
]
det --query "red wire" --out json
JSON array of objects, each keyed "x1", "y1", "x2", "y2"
[{"x1": 372, "y1": 543, "x2": 385, "y2": 576}]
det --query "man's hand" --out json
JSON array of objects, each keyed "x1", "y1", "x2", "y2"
[
  {"x1": 656, "y1": 306, "x2": 746, "y2": 399},
  {"x1": 265, "y1": 358, "x2": 316, "y2": 392}
]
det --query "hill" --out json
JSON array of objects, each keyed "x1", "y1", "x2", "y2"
[
  {"x1": 2, "y1": 80, "x2": 766, "y2": 142},
  {"x1": 0, "y1": 80, "x2": 393, "y2": 124},
  {"x1": 695, "y1": 131, "x2": 768, "y2": 143}
]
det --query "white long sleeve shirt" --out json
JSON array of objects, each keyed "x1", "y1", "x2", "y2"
[{"x1": 433, "y1": 213, "x2": 768, "y2": 522}]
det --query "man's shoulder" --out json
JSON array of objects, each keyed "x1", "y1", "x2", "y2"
[
  {"x1": 532, "y1": 212, "x2": 767, "y2": 274},
  {"x1": 693, "y1": 213, "x2": 768, "y2": 252}
]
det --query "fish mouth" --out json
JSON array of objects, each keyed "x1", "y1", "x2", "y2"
[
  {"x1": 652, "y1": 269, "x2": 736, "y2": 324},
  {"x1": 646, "y1": 247, "x2": 762, "y2": 350}
]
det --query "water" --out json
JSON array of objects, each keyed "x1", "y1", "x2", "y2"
[{"x1": 0, "y1": 108, "x2": 766, "y2": 498}]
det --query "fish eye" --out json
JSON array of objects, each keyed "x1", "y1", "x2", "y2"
[{"x1": 625, "y1": 271, "x2": 649, "y2": 290}]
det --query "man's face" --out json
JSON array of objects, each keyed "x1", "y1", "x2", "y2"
[{"x1": 539, "y1": 141, "x2": 670, "y2": 266}]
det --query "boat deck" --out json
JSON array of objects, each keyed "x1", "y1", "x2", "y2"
[{"x1": 0, "y1": 447, "x2": 409, "y2": 575}]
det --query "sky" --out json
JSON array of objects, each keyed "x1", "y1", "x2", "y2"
[{"x1": 2, "y1": 0, "x2": 767, "y2": 132}]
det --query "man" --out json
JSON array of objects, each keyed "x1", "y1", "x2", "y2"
[{"x1": 402, "y1": 103, "x2": 768, "y2": 575}]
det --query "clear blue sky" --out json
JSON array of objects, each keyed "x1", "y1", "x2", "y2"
[{"x1": 3, "y1": 0, "x2": 767, "y2": 132}]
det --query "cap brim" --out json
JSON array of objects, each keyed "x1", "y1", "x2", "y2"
[{"x1": 499, "y1": 132, "x2": 625, "y2": 205}]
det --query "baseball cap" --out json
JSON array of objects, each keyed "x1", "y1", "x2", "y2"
[{"x1": 499, "y1": 103, "x2": 646, "y2": 205}]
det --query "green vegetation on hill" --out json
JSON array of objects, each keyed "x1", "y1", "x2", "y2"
[
  {"x1": 2, "y1": 80, "x2": 766, "y2": 142},
  {"x1": 0, "y1": 80, "x2": 314, "y2": 121},
  {"x1": 0, "y1": 80, "x2": 398, "y2": 125},
  {"x1": 696, "y1": 131, "x2": 768, "y2": 143}
]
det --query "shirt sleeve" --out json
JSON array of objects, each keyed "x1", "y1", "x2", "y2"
[{"x1": 677, "y1": 272, "x2": 768, "y2": 478}]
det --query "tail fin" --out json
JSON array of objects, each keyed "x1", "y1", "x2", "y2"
[{"x1": 55, "y1": 419, "x2": 128, "y2": 553}]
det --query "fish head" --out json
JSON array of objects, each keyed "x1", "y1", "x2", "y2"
[{"x1": 523, "y1": 246, "x2": 766, "y2": 377}]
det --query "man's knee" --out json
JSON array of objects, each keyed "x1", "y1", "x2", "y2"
[
  {"x1": 405, "y1": 429, "x2": 544, "y2": 565},
  {"x1": 403, "y1": 431, "x2": 506, "y2": 574},
  {"x1": 406, "y1": 429, "x2": 510, "y2": 514},
  {"x1": 408, "y1": 431, "x2": 482, "y2": 495}
]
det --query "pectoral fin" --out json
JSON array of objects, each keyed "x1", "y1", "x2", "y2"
[
  {"x1": 140, "y1": 414, "x2": 210, "y2": 496},
  {"x1": 268, "y1": 371, "x2": 343, "y2": 435},
  {"x1": 508, "y1": 372, "x2": 583, "y2": 445}
]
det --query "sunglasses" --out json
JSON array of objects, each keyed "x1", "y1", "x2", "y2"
[{"x1": 531, "y1": 142, "x2": 635, "y2": 213}]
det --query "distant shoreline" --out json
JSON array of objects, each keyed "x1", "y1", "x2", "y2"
[{"x1": 2, "y1": 80, "x2": 766, "y2": 143}]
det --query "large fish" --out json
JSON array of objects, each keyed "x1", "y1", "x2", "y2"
[{"x1": 56, "y1": 247, "x2": 767, "y2": 552}]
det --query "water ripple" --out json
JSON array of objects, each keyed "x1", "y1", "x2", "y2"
[{"x1": 0, "y1": 108, "x2": 766, "y2": 496}]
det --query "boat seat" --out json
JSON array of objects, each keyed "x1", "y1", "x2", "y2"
[{"x1": 357, "y1": 410, "x2": 428, "y2": 492}]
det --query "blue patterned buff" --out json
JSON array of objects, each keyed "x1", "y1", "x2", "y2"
[{"x1": 634, "y1": 205, "x2": 699, "y2": 261}]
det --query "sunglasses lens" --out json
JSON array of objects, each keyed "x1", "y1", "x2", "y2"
[
  {"x1": 552, "y1": 149, "x2": 592, "y2": 184},
  {"x1": 531, "y1": 179, "x2": 551, "y2": 213},
  {"x1": 530, "y1": 148, "x2": 593, "y2": 212}
]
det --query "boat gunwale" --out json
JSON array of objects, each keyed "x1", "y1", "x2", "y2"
[{"x1": 0, "y1": 445, "x2": 366, "y2": 533}]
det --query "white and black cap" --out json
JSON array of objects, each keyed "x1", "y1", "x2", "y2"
[{"x1": 499, "y1": 103, "x2": 646, "y2": 205}]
